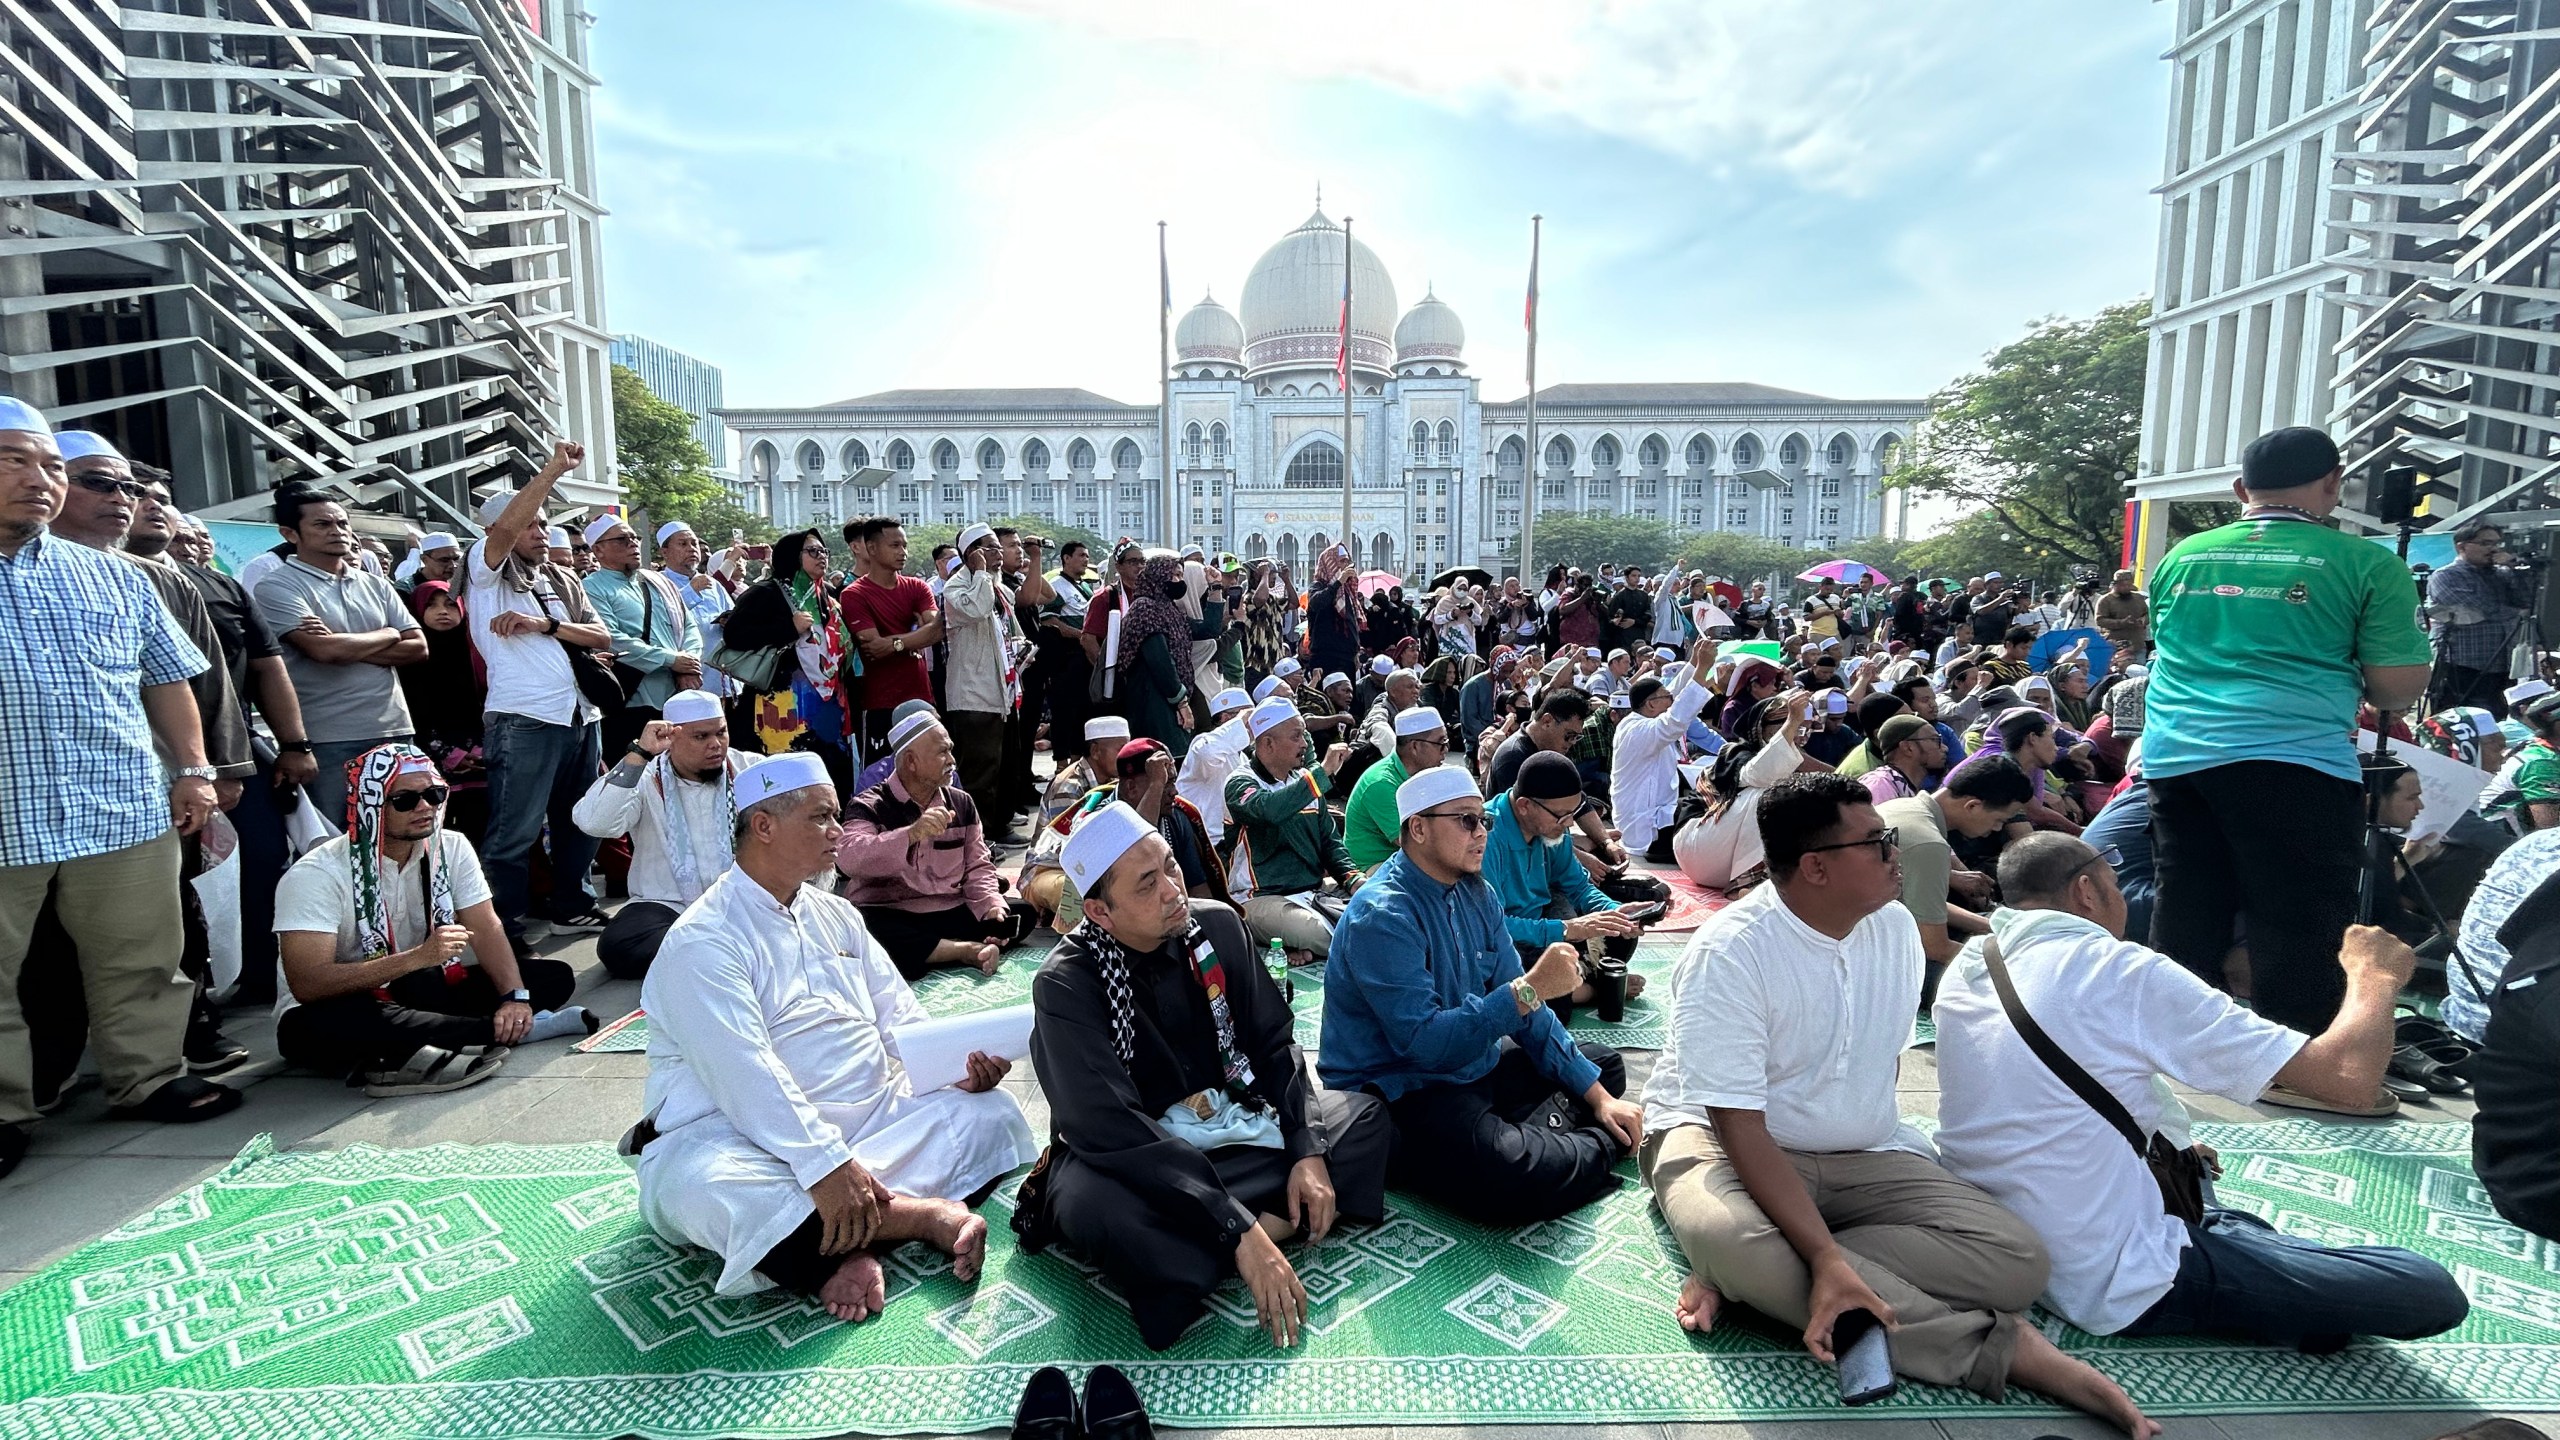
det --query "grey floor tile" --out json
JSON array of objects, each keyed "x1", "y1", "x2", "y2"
[
  {"x1": 298, "y1": 1073, "x2": 564, "y2": 1149},
  {"x1": 2210, "y1": 1411, "x2": 2510, "y2": 1440},
  {"x1": 0, "y1": 1269, "x2": 36, "y2": 1295},
  {"x1": 0, "y1": 1153, "x2": 225, "y2": 1272},
  {"x1": 489, "y1": 1074, "x2": 648, "y2": 1144},
  {"x1": 1939, "y1": 1415, "x2": 2219, "y2": 1440},
  {"x1": 99, "y1": 1076, "x2": 370, "y2": 1158}
]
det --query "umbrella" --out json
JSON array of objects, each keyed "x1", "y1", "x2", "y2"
[
  {"x1": 1796, "y1": 559, "x2": 1892, "y2": 586},
  {"x1": 1726, "y1": 640, "x2": 1787, "y2": 662},
  {"x1": 1429, "y1": 564, "x2": 1495, "y2": 590},
  {"x1": 1353, "y1": 569, "x2": 1404, "y2": 599}
]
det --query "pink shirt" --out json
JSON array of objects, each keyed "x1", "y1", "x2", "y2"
[{"x1": 834, "y1": 772, "x2": 1001, "y2": 916}]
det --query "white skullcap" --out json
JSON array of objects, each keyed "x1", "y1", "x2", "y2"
[
  {"x1": 2506, "y1": 679, "x2": 2551, "y2": 708},
  {"x1": 1209, "y1": 687, "x2": 1252, "y2": 715},
  {"x1": 1392, "y1": 706, "x2": 1447, "y2": 738},
  {"x1": 889, "y1": 708, "x2": 944, "y2": 752},
  {"x1": 54, "y1": 430, "x2": 122, "y2": 463},
  {"x1": 1370, "y1": 656, "x2": 1395, "y2": 675},
  {"x1": 1060, "y1": 800, "x2": 1154, "y2": 895},
  {"x1": 419, "y1": 532, "x2": 459, "y2": 554},
  {"x1": 1395, "y1": 764, "x2": 1480, "y2": 823},
  {"x1": 1246, "y1": 697, "x2": 1302, "y2": 739},
  {"x1": 1321, "y1": 672, "x2": 1349, "y2": 689},
  {"x1": 1825, "y1": 691, "x2": 1850, "y2": 715},
  {"x1": 1985, "y1": 570, "x2": 2004, "y2": 580},
  {"x1": 477, "y1": 490, "x2": 516, "y2": 523},
  {"x1": 1655, "y1": 646, "x2": 1680, "y2": 661},
  {"x1": 581, "y1": 515, "x2": 625, "y2": 546},
  {"x1": 2020, "y1": 674, "x2": 2053, "y2": 696},
  {"x1": 545, "y1": 526, "x2": 571, "y2": 549},
  {"x1": 1582, "y1": 647, "x2": 1602, "y2": 660},
  {"x1": 1252, "y1": 676, "x2": 1285, "y2": 703},
  {"x1": 1608, "y1": 648, "x2": 1630, "y2": 662},
  {"x1": 656, "y1": 520, "x2": 696, "y2": 545},
  {"x1": 1609, "y1": 692, "x2": 1632, "y2": 710},
  {"x1": 1084, "y1": 716, "x2": 1131, "y2": 742},
  {"x1": 662, "y1": 689, "x2": 723, "y2": 726},
  {"x1": 1819, "y1": 637, "x2": 1840, "y2": 651},
  {"x1": 735, "y1": 751, "x2": 830, "y2": 807},
  {"x1": 1272, "y1": 657, "x2": 1302, "y2": 679},
  {"x1": 955, "y1": 523, "x2": 995, "y2": 556},
  {"x1": 940, "y1": 553, "x2": 963, "y2": 578},
  {"x1": 0, "y1": 395, "x2": 51, "y2": 434},
  {"x1": 2126, "y1": 663, "x2": 2150, "y2": 680},
  {"x1": 1182, "y1": 543, "x2": 1206, "y2": 559}
]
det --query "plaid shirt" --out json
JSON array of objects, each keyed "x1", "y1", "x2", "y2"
[
  {"x1": 2426, "y1": 559, "x2": 2530, "y2": 671},
  {"x1": 0, "y1": 529, "x2": 207, "y2": 867}
]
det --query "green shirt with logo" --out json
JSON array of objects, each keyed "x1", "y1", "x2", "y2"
[{"x1": 2142, "y1": 515, "x2": 2430, "y2": 783}]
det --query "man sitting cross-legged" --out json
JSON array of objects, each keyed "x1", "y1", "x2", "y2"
[
  {"x1": 571, "y1": 689, "x2": 753, "y2": 979},
  {"x1": 1484, "y1": 752, "x2": 1648, "y2": 1015},
  {"x1": 1644, "y1": 772, "x2": 2155, "y2": 1437},
  {"x1": 1323, "y1": 765, "x2": 1643, "y2": 1225},
  {"x1": 1340, "y1": 706, "x2": 1453, "y2": 871},
  {"x1": 274, "y1": 745, "x2": 582, "y2": 1095},
  {"x1": 1026, "y1": 802, "x2": 1392, "y2": 1350},
  {"x1": 635, "y1": 752, "x2": 1037, "y2": 1322},
  {"x1": 836, "y1": 709, "x2": 1031, "y2": 978},
  {"x1": 1932, "y1": 834, "x2": 2467, "y2": 1351},
  {"x1": 1224, "y1": 698, "x2": 1363, "y2": 962},
  {"x1": 1016, "y1": 715, "x2": 1130, "y2": 924}
]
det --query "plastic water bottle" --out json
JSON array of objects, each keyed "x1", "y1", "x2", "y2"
[{"x1": 1267, "y1": 936, "x2": 1293, "y2": 1002}]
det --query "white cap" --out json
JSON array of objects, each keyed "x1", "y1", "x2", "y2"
[
  {"x1": 1061, "y1": 800, "x2": 1154, "y2": 895},
  {"x1": 1609, "y1": 693, "x2": 1632, "y2": 710},
  {"x1": 1252, "y1": 675, "x2": 1285, "y2": 703},
  {"x1": 1583, "y1": 647, "x2": 1603, "y2": 659},
  {"x1": 1825, "y1": 691, "x2": 1849, "y2": 715},
  {"x1": 1084, "y1": 716, "x2": 1131, "y2": 742},
  {"x1": 1394, "y1": 763, "x2": 1480, "y2": 823},
  {"x1": 1321, "y1": 672, "x2": 1349, "y2": 689},
  {"x1": 1819, "y1": 637, "x2": 1840, "y2": 651},
  {"x1": 735, "y1": 752, "x2": 831, "y2": 807},
  {"x1": 2507, "y1": 679, "x2": 2552, "y2": 708},
  {"x1": 477, "y1": 490, "x2": 517, "y2": 523},
  {"x1": 1607, "y1": 648, "x2": 1630, "y2": 662},
  {"x1": 419, "y1": 532, "x2": 459, "y2": 555},
  {"x1": 889, "y1": 709, "x2": 943, "y2": 752},
  {"x1": 656, "y1": 520, "x2": 696, "y2": 546},
  {"x1": 54, "y1": 430, "x2": 122, "y2": 463},
  {"x1": 544, "y1": 526, "x2": 571, "y2": 549},
  {"x1": 1209, "y1": 687, "x2": 1252, "y2": 716},
  {"x1": 1654, "y1": 646, "x2": 1680, "y2": 661},
  {"x1": 1272, "y1": 657, "x2": 1302, "y2": 680},
  {"x1": 1392, "y1": 706, "x2": 1447, "y2": 738},
  {"x1": 582, "y1": 515, "x2": 626, "y2": 547},
  {"x1": 662, "y1": 689, "x2": 724, "y2": 726},
  {"x1": 1182, "y1": 543, "x2": 1205, "y2": 559},
  {"x1": 0, "y1": 396, "x2": 51, "y2": 434},
  {"x1": 1246, "y1": 697, "x2": 1302, "y2": 739},
  {"x1": 1985, "y1": 570, "x2": 2004, "y2": 580},
  {"x1": 956, "y1": 522, "x2": 995, "y2": 555},
  {"x1": 1371, "y1": 656, "x2": 1396, "y2": 676},
  {"x1": 2020, "y1": 674, "x2": 2053, "y2": 696}
]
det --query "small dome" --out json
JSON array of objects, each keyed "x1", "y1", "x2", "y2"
[
  {"x1": 1395, "y1": 287, "x2": 1465, "y2": 365},
  {"x1": 1238, "y1": 207, "x2": 1397, "y2": 377},
  {"x1": 1175, "y1": 291, "x2": 1243, "y2": 362}
]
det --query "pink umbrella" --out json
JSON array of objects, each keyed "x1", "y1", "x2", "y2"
[
  {"x1": 1796, "y1": 559, "x2": 1891, "y2": 586},
  {"x1": 1354, "y1": 569, "x2": 1405, "y2": 599}
]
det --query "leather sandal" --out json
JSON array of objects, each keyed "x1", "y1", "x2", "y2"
[{"x1": 108, "y1": 1075, "x2": 243, "y2": 1124}]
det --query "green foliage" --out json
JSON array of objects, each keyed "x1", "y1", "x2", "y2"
[
  {"x1": 890, "y1": 514, "x2": 1112, "y2": 578},
  {"x1": 1896, "y1": 511, "x2": 2071, "y2": 591},
  {"x1": 609, "y1": 364, "x2": 775, "y2": 545},
  {"x1": 1517, "y1": 515, "x2": 1684, "y2": 576},
  {"x1": 1889, "y1": 300, "x2": 2147, "y2": 572}
]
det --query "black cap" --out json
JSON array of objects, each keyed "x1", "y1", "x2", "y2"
[
  {"x1": 1514, "y1": 750, "x2": 1583, "y2": 801},
  {"x1": 2240, "y1": 426, "x2": 2340, "y2": 492}
]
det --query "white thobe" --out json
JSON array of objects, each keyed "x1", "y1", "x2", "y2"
[
  {"x1": 1610, "y1": 680, "x2": 1713, "y2": 853},
  {"x1": 1176, "y1": 715, "x2": 1252, "y2": 846},
  {"x1": 636, "y1": 866, "x2": 1037, "y2": 1295},
  {"x1": 660, "y1": 567, "x2": 737, "y2": 697},
  {"x1": 571, "y1": 753, "x2": 753, "y2": 907}
]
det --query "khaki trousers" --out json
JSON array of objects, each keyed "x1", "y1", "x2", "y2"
[
  {"x1": 1641, "y1": 1121, "x2": 2047, "y2": 1398},
  {"x1": 0, "y1": 832, "x2": 189, "y2": 1124},
  {"x1": 1240, "y1": 893, "x2": 1337, "y2": 958}
]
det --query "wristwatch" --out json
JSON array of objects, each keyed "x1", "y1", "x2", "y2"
[
  {"x1": 505, "y1": 988, "x2": 531, "y2": 1004},
  {"x1": 1511, "y1": 976, "x2": 1538, "y2": 1012},
  {"x1": 893, "y1": 635, "x2": 906, "y2": 654},
  {"x1": 277, "y1": 739, "x2": 314, "y2": 754},
  {"x1": 174, "y1": 765, "x2": 219, "y2": 783}
]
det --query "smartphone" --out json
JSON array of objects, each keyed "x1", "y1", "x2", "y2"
[
  {"x1": 1619, "y1": 901, "x2": 1667, "y2": 925},
  {"x1": 1832, "y1": 1308, "x2": 1897, "y2": 1406}
]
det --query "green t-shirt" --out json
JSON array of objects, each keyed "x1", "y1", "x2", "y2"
[
  {"x1": 2489, "y1": 739, "x2": 2560, "y2": 821},
  {"x1": 1340, "y1": 753, "x2": 1410, "y2": 871},
  {"x1": 2142, "y1": 514, "x2": 2430, "y2": 782}
]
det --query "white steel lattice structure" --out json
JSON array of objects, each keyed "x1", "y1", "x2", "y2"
[{"x1": 0, "y1": 0, "x2": 618, "y2": 528}]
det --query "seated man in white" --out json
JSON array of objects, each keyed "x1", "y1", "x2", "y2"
[
  {"x1": 1933, "y1": 834, "x2": 2468, "y2": 1351},
  {"x1": 633, "y1": 752, "x2": 1037, "y2": 1323},
  {"x1": 1175, "y1": 687, "x2": 1255, "y2": 847},
  {"x1": 572, "y1": 689, "x2": 753, "y2": 978}
]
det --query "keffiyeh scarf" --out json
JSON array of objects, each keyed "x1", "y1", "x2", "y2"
[
  {"x1": 346, "y1": 744, "x2": 453, "y2": 963},
  {"x1": 1081, "y1": 913, "x2": 1266, "y2": 1110},
  {"x1": 649, "y1": 753, "x2": 736, "y2": 900}
]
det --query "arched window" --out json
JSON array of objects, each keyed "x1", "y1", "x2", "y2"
[
  {"x1": 978, "y1": 439, "x2": 1004, "y2": 473},
  {"x1": 1022, "y1": 439, "x2": 1050, "y2": 473},
  {"x1": 1826, "y1": 435, "x2": 1848, "y2": 467},
  {"x1": 1686, "y1": 435, "x2": 1711, "y2": 467},
  {"x1": 1184, "y1": 423, "x2": 1203, "y2": 465},
  {"x1": 1067, "y1": 438, "x2": 1095, "y2": 473},
  {"x1": 1113, "y1": 439, "x2": 1142, "y2": 474},
  {"x1": 1370, "y1": 534, "x2": 1393, "y2": 573},
  {"x1": 888, "y1": 439, "x2": 914, "y2": 471},
  {"x1": 1209, "y1": 423, "x2": 1228, "y2": 464},
  {"x1": 795, "y1": 440, "x2": 824, "y2": 475},
  {"x1": 1877, "y1": 435, "x2": 1904, "y2": 471},
  {"x1": 840, "y1": 440, "x2": 870, "y2": 473},
  {"x1": 749, "y1": 441, "x2": 779, "y2": 482},
  {"x1": 1245, "y1": 533, "x2": 1267, "y2": 560},
  {"x1": 1592, "y1": 435, "x2": 1620, "y2": 467},
  {"x1": 1731, "y1": 435, "x2": 1760, "y2": 469},
  {"x1": 1281, "y1": 385, "x2": 1300, "y2": 398},
  {"x1": 1639, "y1": 435, "x2": 1667, "y2": 468},
  {"x1": 1544, "y1": 435, "x2": 1573, "y2": 468},
  {"x1": 1412, "y1": 421, "x2": 1430, "y2": 457},
  {"x1": 1779, "y1": 435, "x2": 1805, "y2": 468},
  {"x1": 1437, "y1": 420, "x2": 1456, "y2": 464},
  {"x1": 1499, "y1": 436, "x2": 1525, "y2": 468},
  {"x1": 932, "y1": 439, "x2": 960, "y2": 473},
  {"x1": 1285, "y1": 441, "x2": 1344, "y2": 490},
  {"x1": 1277, "y1": 533, "x2": 1299, "y2": 570}
]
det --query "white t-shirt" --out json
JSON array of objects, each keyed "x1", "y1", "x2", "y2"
[
  {"x1": 466, "y1": 539, "x2": 597, "y2": 726},
  {"x1": 1931, "y1": 909, "x2": 2305, "y2": 1335},
  {"x1": 272, "y1": 830, "x2": 494, "y2": 1016},
  {"x1": 1644, "y1": 883, "x2": 1932, "y2": 1156}
]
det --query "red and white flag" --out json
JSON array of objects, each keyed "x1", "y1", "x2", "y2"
[{"x1": 1333, "y1": 247, "x2": 1352, "y2": 387}]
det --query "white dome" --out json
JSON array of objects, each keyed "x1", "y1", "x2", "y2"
[
  {"x1": 1395, "y1": 287, "x2": 1465, "y2": 365},
  {"x1": 1175, "y1": 292, "x2": 1243, "y2": 362},
  {"x1": 1238, "y1": 208, "x2": 1397, "y2": 378}
]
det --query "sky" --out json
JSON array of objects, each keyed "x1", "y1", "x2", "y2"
[{"x1": 592, "y1": 0, "x2": 2171, "y2": 429}]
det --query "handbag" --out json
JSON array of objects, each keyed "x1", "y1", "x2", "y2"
[
  {"x1": 535, "y1": 572, "x2": 630, "y2": 712},
  {"x1": 1981, "y1": 936, "x2": 2209, "y2": 1225},
  {"x1": 707, "y1": 635, "x2": 792, "y2": 693},
  {"x1": 607, "y1": 572, "x2": 663, "y2": 701}
]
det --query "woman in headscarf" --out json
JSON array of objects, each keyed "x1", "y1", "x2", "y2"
[
  {"x1": 1118, "y1": 552, "x2": 1212, "y2": 760},
  {"x1": 1491, "y1": 576, "x2": 1541, "y2": 655},
  {"x1": 1236, "y1": 558, "x2": 1292, "y2": 683},
  {"x1": 1673, "y1": 691, "x2": 1824, "y2": 892},
  {"x1": 397, "y1": 581, "x2": 490, "y2": 843},
  {"x1": 1430, "y1": 580, "x2": 1482, "y2": 659},
  {"x1": 721, "y1": 529, "x2": 854, "y2": 791},
  {"x1": 1718, "y1": 656, "x2": 1784, "y2": 737}
]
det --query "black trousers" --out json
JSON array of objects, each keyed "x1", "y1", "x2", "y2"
[
  {"x1": 856, "y1": 902, "x2": 1028, "y2": 981},
  {"x1": 2149, "y1": 761, "x2": 2361, "y2": 1033},
  {"x1": 2431, "y1": 661, "x2": 2512, "y2": 719},
  {"x1": 276, "y1": 955, "x2": 576, "y2": 1078},
  {"x1": 1048, "y1": 1088, "x2": 1393, "y2": 1350},
  {"x1": 597, "y1": 901, "x2": 680, "y2": 980},
  {"x1": 2473, "y1": 973, "x2": 2560, "y2": 1242},
  {"x1": 1382, "y1": 1038, "x2": 1627, "y2": 1227}
]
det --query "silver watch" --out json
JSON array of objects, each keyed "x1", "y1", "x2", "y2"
[{"x1": 174, "y1": 765, "x2": 219, "y2": 783}]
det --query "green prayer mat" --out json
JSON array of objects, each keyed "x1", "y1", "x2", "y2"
[{"x1": 5, "y1": 1120, "x2": 2555, "y2": 1439}]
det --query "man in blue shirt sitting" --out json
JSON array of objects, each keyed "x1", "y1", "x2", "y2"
[
  {"x1": 1483, "y1": 751, "x2": 1646, "y2": 1017},
  {"x1": 1322, "y1": 764, "x2": 1643, "y2": 1225}
]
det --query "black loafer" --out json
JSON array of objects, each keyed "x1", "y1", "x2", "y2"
[
  {"x1": 1082, "y1": 1363, "x2": 1153, "y2": 1440},
  {"x1": 1011, "y1": 1364, "x2": 1080, "y2": 1440}
]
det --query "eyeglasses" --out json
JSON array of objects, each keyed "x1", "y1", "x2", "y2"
[
  {"x1": 68, "y1": 473, "x2": 148, "y2": 500},
  {"x1": 385, "y1": 786, "x2": 450, "y2": 811},
  {"x1": 1801, "y1": 827, "x2": 1899, "y2": 862},
  {"x1": 2069, "y1": 845, "x2": 2124, "y2": 881},
  {"x1": 1422, "y1": 809, "x2": 1490, "y2": 834}
]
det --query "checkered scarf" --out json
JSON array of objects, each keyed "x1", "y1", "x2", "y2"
[
  {"x1": 1079, "y1": 914, "x2": 1265, "y2": 1110},
  {"x1": 346, "y1": 743, "x2": 453, "y2": 961}
]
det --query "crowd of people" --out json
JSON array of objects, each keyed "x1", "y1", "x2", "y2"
[{"x1": 4, "y1": 393, "x2": 2557, "y2": 1430}]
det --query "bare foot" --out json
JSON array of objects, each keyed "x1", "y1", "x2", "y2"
[
  {"x1": 2007, "y1": 1323, "x2": 2158, "y2": 1439},
  {"x1": 818, "y1": 1251, "x2": 886, "y2": 1323},
  {"x1": 911, "y1": 1196, "x2": 991, "y2": 1281},
  {"x1": 1674, "y1": 1273, "x2": 1720, "y2": 1333},
  {"x1": 1625, "y1": 973, "x2": 1647, "y2": 1001},
  {"x1": 976, "y1": 943, "x2": 1003, "y2": 976}
]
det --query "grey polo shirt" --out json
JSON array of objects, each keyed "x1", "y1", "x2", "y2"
[{"x1": 255, "y1": 556, "x2": 416, "y2": 743}]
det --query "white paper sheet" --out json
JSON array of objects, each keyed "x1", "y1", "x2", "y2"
[
  {"x1": 2357, "y1": 729, "x2": 2491, "y2": 843},
  {"x1": 892, "y1": 1004, "x2": 1035, "y2": 1093}
]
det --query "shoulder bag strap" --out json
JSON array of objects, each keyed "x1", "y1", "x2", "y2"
[{"x1": 1980, "y1": 935, "x2": 2152, "y2": 1160}]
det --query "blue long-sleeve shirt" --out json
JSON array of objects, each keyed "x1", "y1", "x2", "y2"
[
  {"x1": 1319, "y1": 850, "x2": 1603, "y2": 1102},
  {"x1": 1480, "y1": 792, "x2": 1617, "y2": 948}
]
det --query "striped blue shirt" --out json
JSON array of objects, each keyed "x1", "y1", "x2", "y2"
[{"x1": 0, "y1": 529, "x2": 207, "y2": 866}]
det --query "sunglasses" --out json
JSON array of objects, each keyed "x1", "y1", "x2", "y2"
[
  {"x1": 386, "y1": 786, "x2": 450, "y2": 811},
  {"x1": 2069, "y1": 845, "x2": 2124, "y2": 881},
  {"x1": 1801, "y1": 827, "x2": 1899, "y2": 862},
  {"x1": 69, "y1": 472, "x2": 148, "y2": 500},
  {"x1": 1422, "y1": 809, "x2": 1490, "y2": 834}
]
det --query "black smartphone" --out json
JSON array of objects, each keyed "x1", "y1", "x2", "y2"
[
  {"x1": 1832, "y1": 1308, "x2": 1897, "y2": 1406},
  {"x1": 1618, "y1": 901, "x2": 1667, "y2": 925}
]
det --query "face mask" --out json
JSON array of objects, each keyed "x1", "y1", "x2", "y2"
[{"x1": 1162, "y1": 581, "x2": 1187, "y2": 600}]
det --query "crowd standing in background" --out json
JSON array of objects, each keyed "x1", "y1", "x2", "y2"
[{"x1": 9, "y1": 395, "x2": 2560, "y2": 1432}]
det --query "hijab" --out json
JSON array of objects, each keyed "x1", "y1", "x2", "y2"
[
  {"x1": 1117, "y1": 553, "x2": 1194, "y2": 675},
  {"x1": 774, "y1": 528, "x2": 848, "y2": 702},
  {"x1": 399, "y1": 581, "x2": 485, "y2": 746}
]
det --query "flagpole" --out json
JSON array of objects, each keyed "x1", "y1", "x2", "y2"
[
  {"x1": 1521, "y1": 214, "x2": 1541, "y2": 585},
  {"x1": 1159, "y1": 221, "x2": 1174, "y2": 549},
  {"x1": 1341, "y1": 216, "x2": 1356, "y2": 575}
]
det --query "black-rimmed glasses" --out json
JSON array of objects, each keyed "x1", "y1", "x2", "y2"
[
  {"x1": 1801, "y1": 827, "x2": 1899, "y2": 862},
  {"x1": 386, "y1": 786, "x2": 450, "y2": 811},
  {"x1": 1422, "y1": 809, "x2": 1490, "y2": 834}
]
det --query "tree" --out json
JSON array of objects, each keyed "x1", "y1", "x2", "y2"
[
  {"x1": 1896, "y1": 511, "x2": 2071, "y2": 592},
  {"x1": 1515, "y1": 515, "x2": 1684, "y2": 576},
  {"x1": 893, "y1": 514, "x2": 1111, "y2": 578},
  {"x1": 609, "y1": 364, "x2": 774, "y2": 544},
  {"x1": 1889, "y1": 300, "x2": 2147, "y2": 572}
]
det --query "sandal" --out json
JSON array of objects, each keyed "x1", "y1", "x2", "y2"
[
  {"x1": 364, "y1": 1044, "x2": 508, "y2": 1099},
  {"x1": 108, "y1": 1075, "x2": 244, "y2": 1125},
  {"x1": 2388, "y1": 1042, "x2": 2471, "y2": 1096},
  {"x1": 2259, "y1": 1082, "x2": 2399, "y2": 1117}
]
